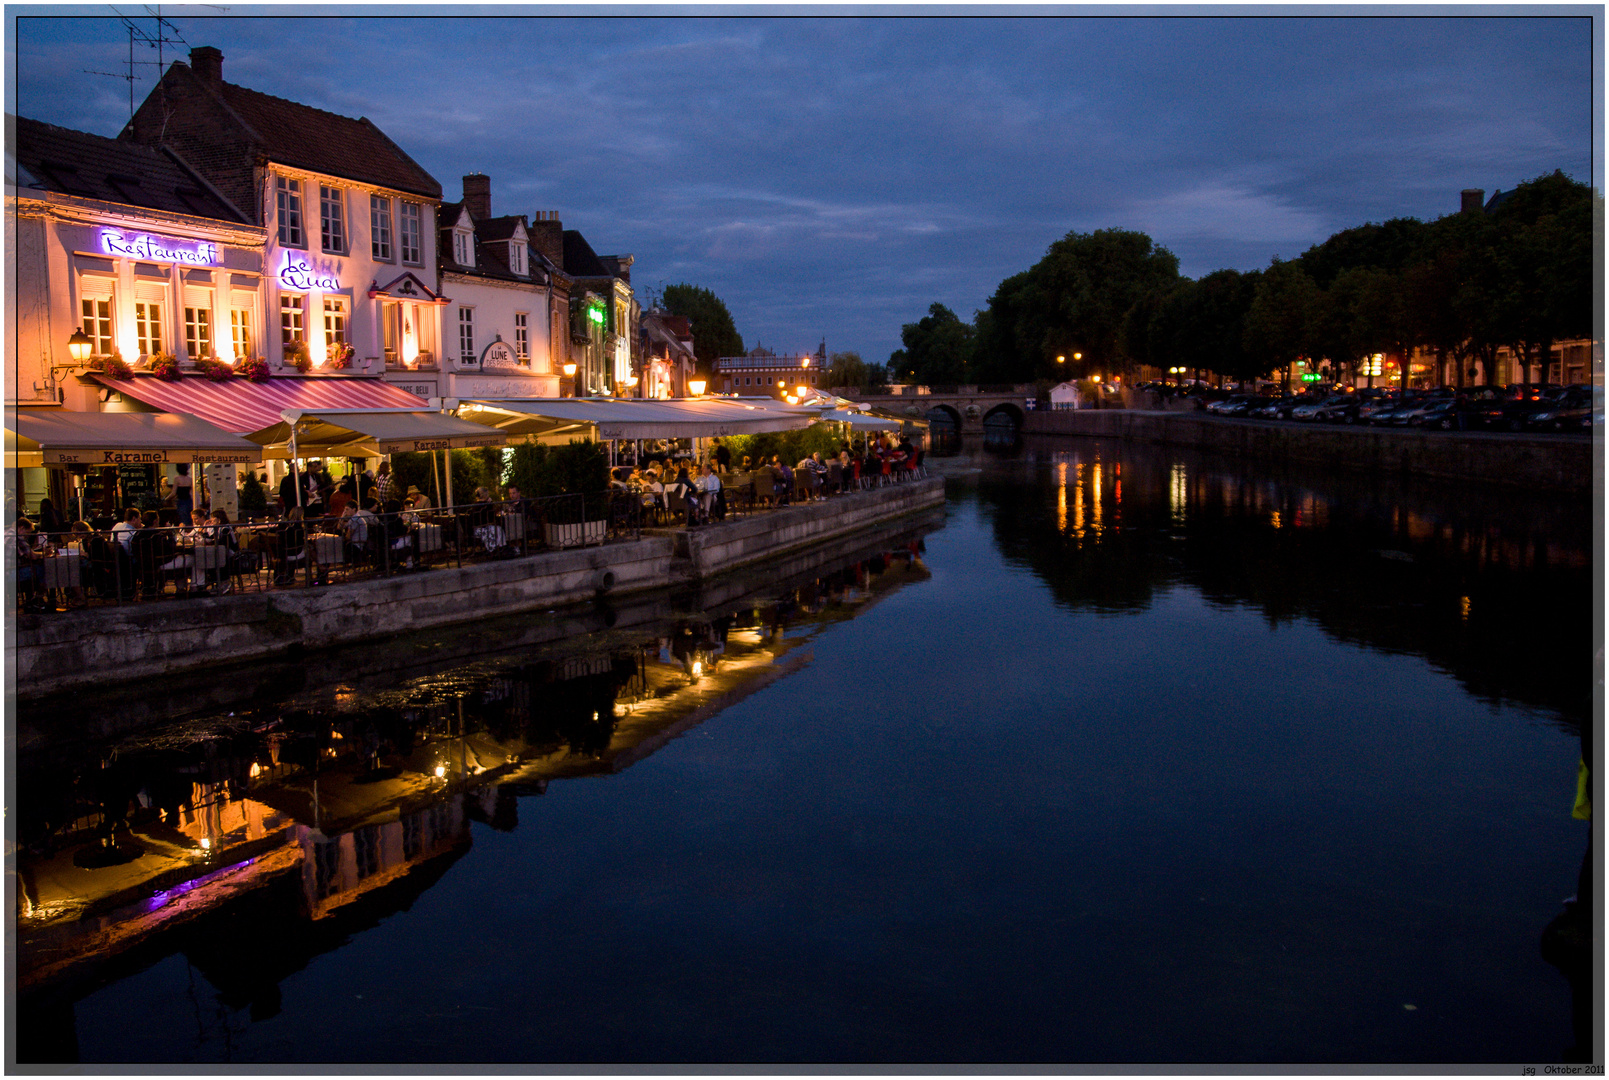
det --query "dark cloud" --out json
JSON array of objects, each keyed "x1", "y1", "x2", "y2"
[{"x1": 14, "y1": 12, "x2": 1592, "y2": 365}]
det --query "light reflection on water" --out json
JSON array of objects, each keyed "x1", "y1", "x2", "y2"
[{"x1": 14, "y1": 441, "x2": 1594, "y2": 1065}]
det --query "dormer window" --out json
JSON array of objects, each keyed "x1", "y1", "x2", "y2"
[
  {"x1": 453, "y1": 227, "x2": 473, "y2": 268},
  {"x1": 510, "y1": 240, "x2": 526, "y2": 276}
]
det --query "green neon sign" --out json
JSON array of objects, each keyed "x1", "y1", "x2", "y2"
[{"x1": 587, "y1": 307, "x2": 605, "y2": 325}]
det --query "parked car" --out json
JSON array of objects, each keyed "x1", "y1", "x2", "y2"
[
  {"x1": 1205, "y1": 394, "x2": 1253, "y2": 415},
  {"x1": 1405, "y1": 399, "x2": 1462, "y2": 430},
  {"x1": 1525, "y1": 387, "x2": 1599, "y2": 432},
  {"x1": 1354, "y1": 394, "x2": 1402, "y2": 424},
  {"x1": 1291, "y1": 394, "x2": 1349, "y2": 422}
]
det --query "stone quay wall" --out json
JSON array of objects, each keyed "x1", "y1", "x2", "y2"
[
  {"x1": 1023, "y1": 410, "x2": 1596, "y2": 494},
  {"x1": 10, "y1": 478, "x2": 946, "y2": 699}
]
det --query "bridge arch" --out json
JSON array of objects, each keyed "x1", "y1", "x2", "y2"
[
  {"x1": 982, "y1": 402, "x2": 1025, "y2": 440},
  {"x1": 925, "y1": 404, "x2": 962, "y2": 434}
]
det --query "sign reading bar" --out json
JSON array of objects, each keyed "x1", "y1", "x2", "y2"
[{"x1": 101, "y1": 229, "x2": 220, "y2": 266}]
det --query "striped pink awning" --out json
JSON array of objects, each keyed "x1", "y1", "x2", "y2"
[{"x1": 93, "y1": 374, "x2": 429, "y2": 435}]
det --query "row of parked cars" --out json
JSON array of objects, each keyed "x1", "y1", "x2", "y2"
[{"x1": 1195, "y1": 384, "x2": 1600, "y2": 433}]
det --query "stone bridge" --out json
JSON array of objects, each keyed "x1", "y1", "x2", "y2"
[{"x1": 834, "y1": 385, "x2": 1038, "y2": 436}]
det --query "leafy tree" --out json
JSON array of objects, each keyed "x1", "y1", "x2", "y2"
[
  {"x1": 1035, "y1": 228, "x2": 1181, "y2": 381},
  {"x1": 662, "y1": 284, "x2": 744, "y2": 372},
  {"x1": 824, "y1": 350, "x2": 886, "y2": 389},
  {"x1": 972, "y1": 271, "x2": 1050, "y2": 382},
  {"x1": 1244, "y1": 259, "x2": 1322, "y2": 388},
  {"x1": 1298, "y1": 217, "x2": 1426, "y2": 287},
  {"x1": 893, "y1": 303, "x2": 974, "y2": 384},
  {"x1": 1487, "y1": 171, "x2": 1596, "y2": 387}
]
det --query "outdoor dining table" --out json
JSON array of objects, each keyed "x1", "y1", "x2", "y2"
[
  {"x1": 40, "y1": 551, "x2": 82, "y2": 591},
  {"x1": 310, "y1": 533, "x2": 344, "y2": 565},
  {"x1": 412, "y1": 522, "x2": 444, "y2": 553}
]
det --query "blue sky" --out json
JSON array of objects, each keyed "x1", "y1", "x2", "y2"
[{"x1": 9, "y1": 10, "x2": 1597, "y2": 365}]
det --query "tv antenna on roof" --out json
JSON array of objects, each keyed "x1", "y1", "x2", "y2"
[{"x1": 82, "y1": 6, "x2": 196, "y2": 121}]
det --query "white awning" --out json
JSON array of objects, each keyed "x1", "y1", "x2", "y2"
[
  {"x1": 815, "y1": 408, "x2": 906, "y2": 431},
  {"x1": 246, "y1": 409, "x2": 509, "y2": 458},
  {"x1": 6, "y1": 409, "x2": 262, "y2": 468},
  {"x1": 459, "y1": 397, "x2": 816, "y2": 441}
]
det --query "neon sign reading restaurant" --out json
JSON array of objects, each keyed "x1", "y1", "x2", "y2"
[{"x1": 99, "y1": 229, "x2": 219, "y2": 266}]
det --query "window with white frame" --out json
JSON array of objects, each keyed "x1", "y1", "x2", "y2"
[
  {"x1": 184, "y1": 304, "x2": 212, "y2": 358},
  {"x1": 371, "y1": 195, "x2": 393, "y2": 261},
  {"x1": 320, "y1": 186, "x2": 346, "y2": 253},
  {"x1": 231, "y1": 308, "x2": 252, "y2": 360},
  {"x1": 281, "y1": 294, "x2": 305, "y2": 347},
  {"x1": 135, "y1": 300, "x2": 163, "y2": 356},
  {"x1": 324, "y1": 297, "x2": 348, "y2": 350},
  {"x1": 399, "y1": 202, "x2": 421, "y2": 264},
  {"x1": 79, "y1": 282, "x2": 115, "y2": 356},
  {"x1": 510, "y1": 241, "x2": 526, "y2": 276},
  {"x1": 514, "y1": 312, "x2": 529, "y2": 362},
  {"x1": 453, "y1": 228, "x2": 472, "y2": 268},
  {"x1": 458, "y1": 307, "x2": 475, "y2": 364},
  {"x1": 276, "y1": 176, "x2": 304, "y2": 247}
]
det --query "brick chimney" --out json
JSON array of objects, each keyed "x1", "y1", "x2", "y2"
[
  {"x1": 190, "y1": 46, "x2": 223, "y2": 87},
  {"x1": 1461, "y1": 188, "x2": 1485, "y2": 214},
  {"x1": 462, "y1": 174, "x2": 491, "y2": 221},
  {"x1": 528, "y1": 210, "x2": 564, "y2": 268}
]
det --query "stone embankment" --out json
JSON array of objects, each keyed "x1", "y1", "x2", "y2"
[
  {"x1": 11, "y1": 478, "x2": 945, "y2": 699},
  {"x1": 1025, "y1": 409, "x2": 1594, "y2": 494}
]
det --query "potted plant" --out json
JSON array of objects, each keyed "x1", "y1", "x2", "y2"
[
  {"x1": 148, "y1": 352, "x2": 181, "y2": 381},
  {"x1": 327, "y1": 342, "x2": 355, "y2": 370},
  {"x1": 195, "y1": 356, "x2": 234, "y2": 382},
  {"x1": 534, "y1": 440, "x2": 610, "y2": 548},
  {"x1": 240, "y1": 356, "x2": 271, "y2": 383},
  {"x1": 284, "y1": 339, "x2": 312, "y2": 374},
  {"x1": 88, "y1": 351, "x2": 133, "y2": 378}
]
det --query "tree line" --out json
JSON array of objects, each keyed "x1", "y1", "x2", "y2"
[{"x1": 887, "y1": 170, "x2": 1596, "y2": 390}]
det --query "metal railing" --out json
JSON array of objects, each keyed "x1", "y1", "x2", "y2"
[{"x1": 13, "y1": 466, "x2": 931, "y2": 614}]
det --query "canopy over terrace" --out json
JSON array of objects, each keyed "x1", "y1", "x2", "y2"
[
  {"x1": 246, "y1": 409, "x2": 509, "y2": 459},
  {"x1": 89, "y1": 374, "x2": 430, "y2": 435},
  {"x1": 6, "y1": 409, "x2": 261, "y2": 468},
  {"x1": 459, "y1": 397, "x2": 816, "y2": 441}
]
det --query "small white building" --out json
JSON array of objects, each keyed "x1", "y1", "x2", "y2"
[
  {"x1": 434, "y1": 175, "x2": 566, "y2": 401},
  {"x1": 1049, "y1": 381, "x2": 1084, "y2": 410}
]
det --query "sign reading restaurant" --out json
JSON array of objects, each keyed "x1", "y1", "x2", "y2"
[
  {"x1": 44, "y1": 448, "x2": 257, "y2": 465},
  {"x1": 100, "y1": 229, "x2": 220, "y2": 266}
]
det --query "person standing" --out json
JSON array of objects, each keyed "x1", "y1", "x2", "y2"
[
  {"x1": 374, "y1": 461, "x2": 393, "y2": 506},
  {"x1": 713, "y1": 439, "x2": 732, "y2": 474},
  {"x1": 172, "y1": 463, "x2": 194, "y2": 522}
]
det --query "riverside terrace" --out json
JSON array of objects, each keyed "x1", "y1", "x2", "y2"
[{"x1": 11, "y1": 455, "x2": 930, "y2": 614}]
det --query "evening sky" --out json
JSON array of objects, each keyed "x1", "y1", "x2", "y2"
[{"x1": 9, "y1": 9, "x2": 1597, "y2": 366}]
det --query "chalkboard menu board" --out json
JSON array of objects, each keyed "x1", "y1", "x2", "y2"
[{"x1": 118, "y1": 464, "x2": 155, "y2": 502}]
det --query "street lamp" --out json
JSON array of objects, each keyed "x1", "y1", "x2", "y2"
[
  {"x1": 68, "y1": 328, "x2": 93, "y2": 364},
  {"x1": 562, "y1": 362, "x2": 577, "y2": 398}
]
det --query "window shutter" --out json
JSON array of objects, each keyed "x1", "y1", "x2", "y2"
[
  {"x1": 183, "y1": 285, "x2": 213, "y2": 309},
  {"x1": 78, "y1": 275, "x2": 115, "y2": 301},
  {"x1": 134, "y1": 280, "x2": 167, "y2": 303}
]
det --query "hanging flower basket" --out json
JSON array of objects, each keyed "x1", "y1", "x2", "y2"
[
  {"x1": 148, "y1": 353, "x2": 181, "y2": 381},
  {"x1": 327, "y1": 342, "x2": 355, "y2": 370},
  {"x1": 240, "y1": 357, "x2": 271, "y2": 383}
]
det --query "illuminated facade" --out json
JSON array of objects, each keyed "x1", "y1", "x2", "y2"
[
  {"x1": 121, "y1": 46, "x2": 446, "y2": 394},
  {"x1": 714, "y1": 347, "x2": 825, "y2": 400},
  {"x1": 9, "y1": 115, "x2": 266, "y2": 414}
]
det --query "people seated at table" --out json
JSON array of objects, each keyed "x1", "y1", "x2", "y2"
[
  {"x1": 10, "y1": 518, "x2": 48, "y2": 612},
  {"x1": 328, "y1": 476, "x2": 355, "y2": 518},
  {"x1": 695, "y1": 463, "x2": 723, "y2": 523},
  {"x1": 273, "y1": 507, "x2": 307, "y2": 585},
  {"x1": 111, "y1": 507, "x2": 143, "y2": 555},
  {"x1": 337, "y1": 505, "x2": 370, "y2": 565}
]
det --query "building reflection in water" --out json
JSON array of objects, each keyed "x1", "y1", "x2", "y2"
[{"x1": 13, "y1": 532, "x2": 934, "y2": 1042}]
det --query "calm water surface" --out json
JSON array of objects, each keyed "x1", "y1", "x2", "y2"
[{"x1": 13, "y1": 439, "x2": 1594, "y2": 1065}]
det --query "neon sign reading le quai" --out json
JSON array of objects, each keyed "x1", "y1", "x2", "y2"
[
  {"x1": 100, "y1": 229, "x2": 219, "y2": 266},
  {"x1": 279, "y1": 254, "x2": 341, "y2": 291}
]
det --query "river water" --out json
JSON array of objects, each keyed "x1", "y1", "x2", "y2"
[{"x1": 12, "y1": 438, "x2": 1595, "y2": 1066}]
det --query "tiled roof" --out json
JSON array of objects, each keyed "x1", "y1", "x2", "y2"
[
  {"x1": 438, "y1": 206, "x2": 540, "y2": 285},
  {"x1": 12, "y1": 115, "x2": 248, "y2": 223},
  {"x1": 562, "y1": 229, "x2": 611, "y2": 278},
  {"x1": 214, "y1": 79, "x2": 441, "y2": 198}
]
